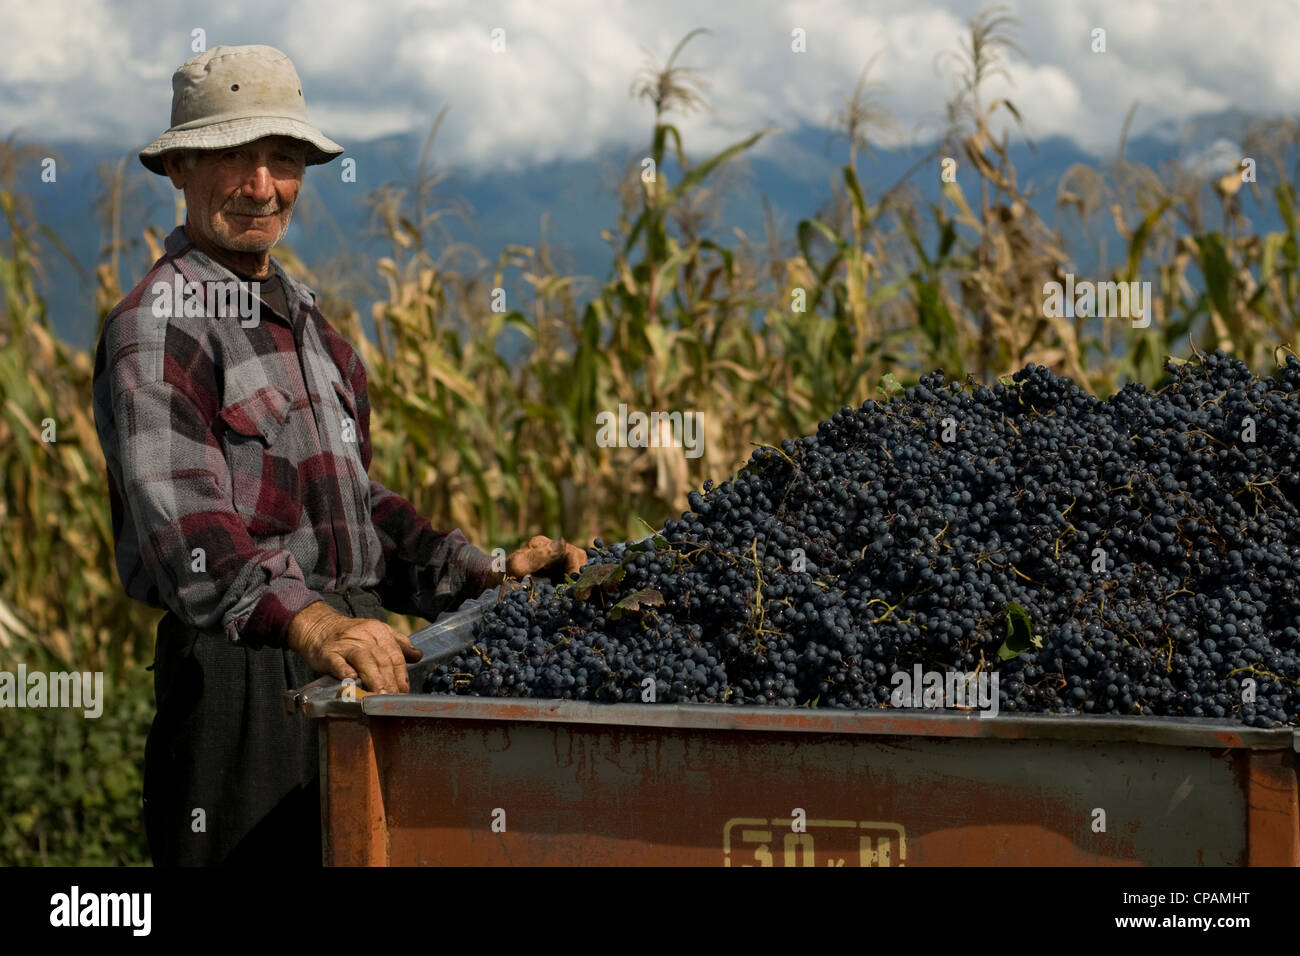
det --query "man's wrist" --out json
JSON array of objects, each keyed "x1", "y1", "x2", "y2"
[
  {"x1": 465, "y1": 545, "x2": 503, "y2": 592},
  {"x1": 286, "y1": 600, "x2": 334, "y2": 655},
  {"x1": 237, "y1": 581, "x2": 326, "y2": 648}
]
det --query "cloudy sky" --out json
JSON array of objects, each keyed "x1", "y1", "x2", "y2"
[{"x1": 1, "y1": 0, "x2": 1293, "y2": 170}]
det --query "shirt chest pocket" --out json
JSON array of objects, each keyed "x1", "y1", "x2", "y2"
[{"x1": 217, "y1": 385, "x2": 303, "y2": 538}]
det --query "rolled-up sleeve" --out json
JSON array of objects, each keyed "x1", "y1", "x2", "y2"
[{"x1": 367, "y1": 479, "x2": 496, "y2": 620}]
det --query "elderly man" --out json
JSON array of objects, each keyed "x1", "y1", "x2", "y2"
[{"x1": 92, "y1": 44, "x2": 584, "y2": 866}]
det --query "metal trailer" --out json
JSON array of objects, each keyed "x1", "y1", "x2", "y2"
[{"x1": 287, "y1": 589, "x2": 1300, "y2": 866}]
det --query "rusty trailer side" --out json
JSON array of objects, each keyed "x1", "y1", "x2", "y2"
[{"x1": 310, "y1": 697, "x2": 1300, "y2": 867}]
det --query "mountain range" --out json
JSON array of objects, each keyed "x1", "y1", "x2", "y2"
[{"x1": 4, "y1": 106, "x2": 1286, "y2": 350}]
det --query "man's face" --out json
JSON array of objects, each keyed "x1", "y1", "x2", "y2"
[{"x1": 164, "y1": 136, "x2": 307, "y2": 255}]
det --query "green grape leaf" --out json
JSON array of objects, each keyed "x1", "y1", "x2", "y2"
[
  {"x1": 997, "y1": 601, "x2": 1042, "y2": 661},
  {"x1": 572, "y1": 563, "x2": 626, "y2": 600},
  {"x1": 879, "y1": 372, "x2": 904, "y2": 397},
  {"x1": 610, "y1": 588, "x2": 665, "y2": 620}
]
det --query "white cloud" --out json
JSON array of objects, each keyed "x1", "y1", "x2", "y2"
[{"x1": 0, "y1": 0, "x2": 1294, "y2": 169}]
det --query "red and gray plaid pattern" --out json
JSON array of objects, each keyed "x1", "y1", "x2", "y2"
[{"x1": 92, "y1": 225, "x2": 494, "y2": 647}]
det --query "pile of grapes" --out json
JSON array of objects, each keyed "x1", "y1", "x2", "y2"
[{"x1": 425, "y1": 352, "x2": 1300, "y2": 727}]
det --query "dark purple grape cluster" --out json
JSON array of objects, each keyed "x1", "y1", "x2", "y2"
[{"x1": 425, "y1": 352, "x2": 1300, "y2": 727}]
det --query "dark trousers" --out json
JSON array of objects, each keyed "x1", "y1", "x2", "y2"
[{"x1": 143, "y1": 588, "x2": 387, "y2": 867}]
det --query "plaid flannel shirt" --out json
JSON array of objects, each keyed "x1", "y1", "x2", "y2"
[{"x1": 92, "y1": 224, "x2": 495, "y2": 648}]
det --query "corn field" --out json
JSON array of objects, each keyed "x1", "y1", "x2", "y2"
[{"x1": 3, "y1": 9, "x2": 1300, "y2": 672}]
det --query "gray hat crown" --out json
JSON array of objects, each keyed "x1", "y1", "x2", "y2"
[
  {"x1": 139, "y1": 44, "x2": 343, "y2": 175},
  {"x1": 171, "y1": 46, "x2": 304, "y2": 128}
]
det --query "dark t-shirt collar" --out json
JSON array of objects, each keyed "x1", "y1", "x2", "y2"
[{"x1": 230, "y1": 267, "x2": 292, "y2": 324}]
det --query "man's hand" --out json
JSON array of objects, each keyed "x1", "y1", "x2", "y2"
[
  {"x1": 285, "y1": 602, "x2": 422, "y2": 693},
  {"x1": 495, "y1": 535, "x2": 586, "y2": 584}
]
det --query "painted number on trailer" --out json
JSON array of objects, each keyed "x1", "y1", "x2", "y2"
[{"x1": 722, "y1": 818, "x2": 907, "y2": 867}]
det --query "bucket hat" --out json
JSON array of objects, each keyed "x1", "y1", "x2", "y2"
[{"x1": 139, "y1": 44, "x2": 343, "y2": 175}]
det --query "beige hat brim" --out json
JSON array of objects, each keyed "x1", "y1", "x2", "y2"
[{"x1": 139, "y1": 115, "x2": 343, "y2": 175}]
